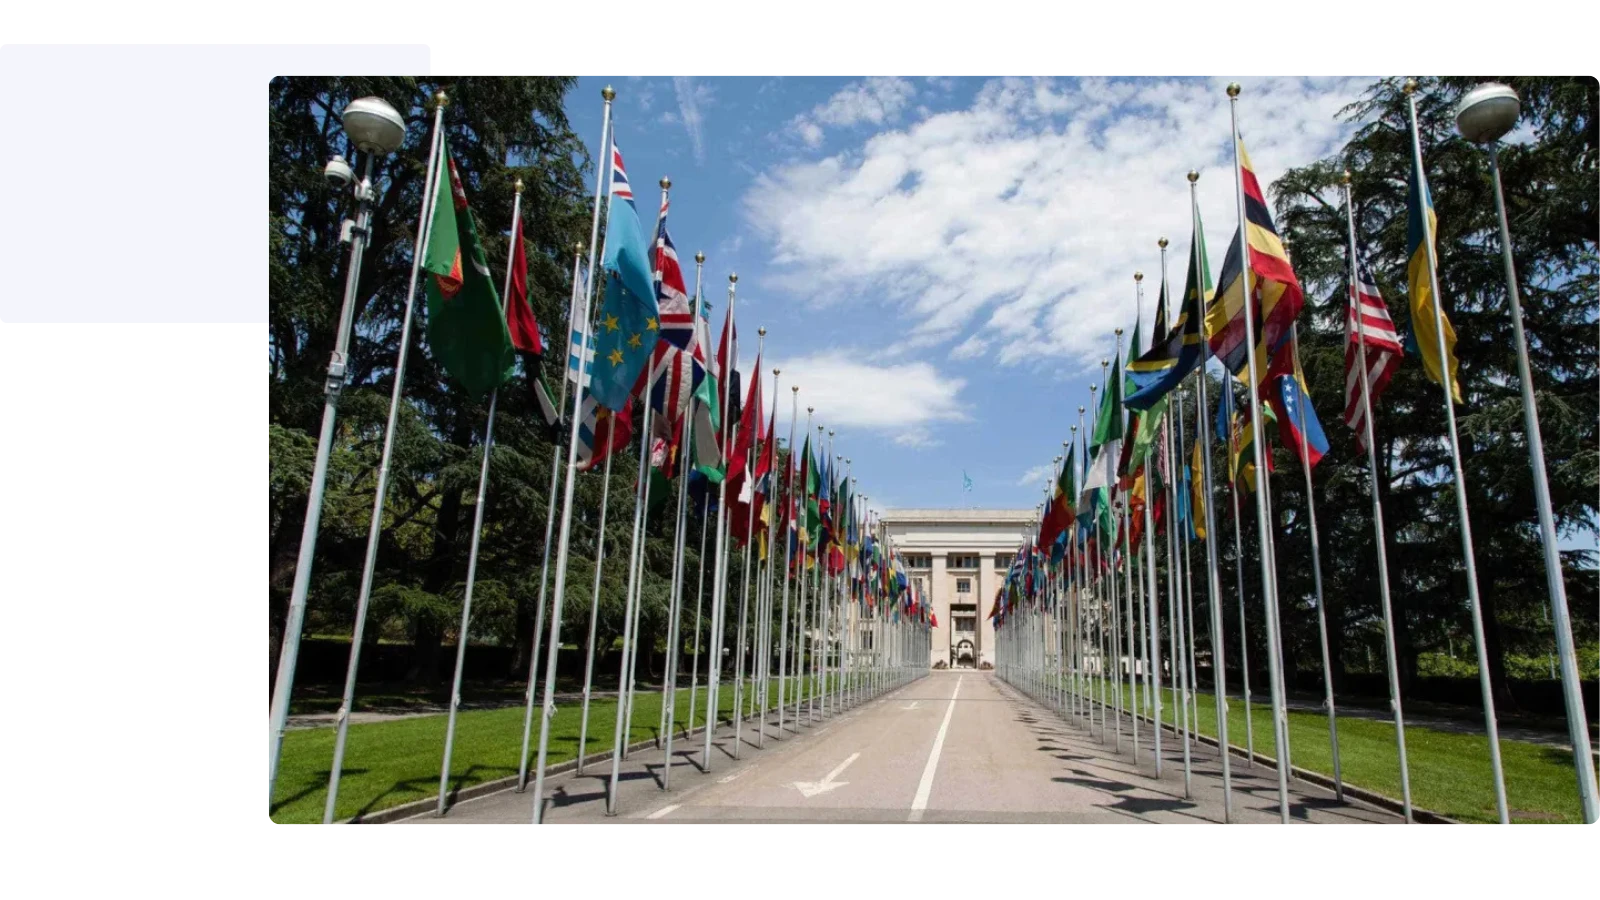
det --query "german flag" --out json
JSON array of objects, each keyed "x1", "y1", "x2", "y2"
[{"x1": 1205, "y1": 138, "x2": 1304, "y2": 382}]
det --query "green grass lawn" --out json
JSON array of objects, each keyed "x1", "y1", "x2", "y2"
[
  {"x1": 1045, "y1": 674, "x2": 1588, "y2": 824},
  {"x1": 272, "y1": 673, "x2": 863, "y2": 824}
]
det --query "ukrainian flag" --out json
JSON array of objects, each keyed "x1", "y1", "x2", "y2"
[{"x1": 1407, "y1": 156, "x2": 1462, "y2": 402}]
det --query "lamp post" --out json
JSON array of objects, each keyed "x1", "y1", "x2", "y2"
[
  {"x1": 1455, "y1": 82, "x2": 1598, "y2": 823},
  {"x1": 268, "y1": 96, "x2": 406, "y2": 808}
]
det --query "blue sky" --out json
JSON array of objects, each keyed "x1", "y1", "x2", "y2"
[{"x1": 562, "y1": 76, "x2": 1377, "y2": 514}]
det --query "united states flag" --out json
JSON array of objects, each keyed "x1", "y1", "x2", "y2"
[
  {"x1": 1343, "y1": 258, "x2": 1404, "y2": 450},
  {"x1": 653, "y1": 198, "x2": 694, "y2": 350}
]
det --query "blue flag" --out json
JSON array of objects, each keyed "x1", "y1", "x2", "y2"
[{"x1": 587, "y1": 159, "x2": 660, "y2": 413}]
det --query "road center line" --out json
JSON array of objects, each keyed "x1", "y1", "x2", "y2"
[{"x1": 909, "y1": 675, "x2": 963, "y2": 821}]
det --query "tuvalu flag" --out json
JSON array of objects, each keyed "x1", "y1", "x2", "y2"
[
  {"x1": 1204, "y1": 138, "x2": 1303, "y2": 384},
  {"x1": 423, "y1": 142, "x2": 516, "y2": 398},
  {"x1": 587, "y1": 140, "x2": 660, "y2": 413}
]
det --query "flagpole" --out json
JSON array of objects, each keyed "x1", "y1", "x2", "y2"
[
  {"x1": 1072, "y1": 412, "x2": 1086, "y2": 723},
  {"x1": 701, "y1": 274, "x2": 740, "y2": 772},
  {"x1": 684, "y1": 253, "x2": 709, "y2": 738},
  {"x1": 1221, "y1": 376, "x2": 1255, "y2": 768},
  {"x1": 574, "y1": 448, "x2": 615, "y2": 774},
  {"x1": 517, "y1": 241, "x2": 587, "y2": 793},
  {"x1": 759, "y1": 369, "x2": 786, "y2": 743},
  {"x1": 1178, "y1": 380, "x2": 1202, "y2": 742},
  {"x1": 1404, "y1": 79, "x2": 1507, "y2": 823},
  {"x1": 793, "y1": 407, "x2": 814, "y2": 727},
  {"x1": 1227, "y1": 83, "x2": 1291, "y2": 822},
  {"x1": 1110, "y1": 333, "x2": 1126, "y2": 752},
  {"x1": 1186, "y1": 172, "x2": 1234, "y2": 819},
  {"x1": 810, "y1": 425, "x2": 825, "y2": 724},
  {"x1": 1166, "y1": 378, "x2": 1192, "y2": 798},
  {"x1": 1341, "y1": 173, "x2": 1413, "y2": 820},
  {"x1": 605, "y1": 387, "x2": 656, "y2": 813},
  {"x1": 435, "y1": 178, "x2": 524, "y2": 815},
  {"x1": 776, "y1": 384, "x2": 798, "y2": 736},
  {"x1": 1286, "y1": 322, "x2": 1343, "y2": 799},
  {"x1": 529, "y1": 84, "x2": 616, "y2": 824},
  {"x1": 618, "y1": 376, "x2": 660, "y2": 760},
  {"x1": 1133, "y1": 272, "x2": 1150, "y2": 726},
  {"x1": 1464, "y1": 86, "x2": 1598, "y2": 818},
  {"x1": 731, "y1": 332, "x2": 765, "y2": 757},
  {"x1": 321, "y1": 94, "x2": 448, "y2": 823},
  {"x1": 660, "y1": 376, "x2": 697, "y2": 790},
  {"x1": 269, "y1": 102, "x2": 399, "y2": 808},
  {"x1": 1142, "y1": 419, "x2": 1162, "y2": 777}
]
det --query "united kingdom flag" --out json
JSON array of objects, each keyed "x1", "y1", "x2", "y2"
[
  {"x1": 610, "y1": 142, "x2": 634, "y2": 208},
  {"x1": 653, "y1": 198, "x2": 694, "y2": 350}
]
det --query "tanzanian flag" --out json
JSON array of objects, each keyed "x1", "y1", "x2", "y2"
[
  {"x1": 1126, "y1": 214, "x2": 1211, "y2": 411},
  {"x1": 1406, "y1": 152, "x2": 1462, "y2": 402}
]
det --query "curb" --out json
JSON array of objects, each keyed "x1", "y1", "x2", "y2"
[{"x1": 1003, "y1": 680, "x2": 1458, "y2": 824}]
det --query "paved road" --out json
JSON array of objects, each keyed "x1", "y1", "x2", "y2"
[{"x1": 398, "y1": 670, "x2": 1401, "y2": 824}]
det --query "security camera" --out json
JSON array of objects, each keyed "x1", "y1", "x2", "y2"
[{"x1": 324, "y1": 154, "x2": 355, "y2": 191}]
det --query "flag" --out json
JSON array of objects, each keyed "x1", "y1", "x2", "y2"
[
  {"x1": 1116, "y1": 319, "x2": 1144, "y2": 487},
  {"x1": 1268, "y1": 342, "x2": 1329, "y2": 469},
  {"x1": 505, "y1": 209, "x2": 562, "y2": 440},
  {"x1": 1406, "y1": 151, "x2": 1461, "y2": 402},
  {"x1": 962, "y1": 471, "x2": 973, "y2": 493},
  {"x1": 1343, "y1": 257, "x2": 1403, "y2": 450},
  {"x1": 1229, "y1": 399, "x2": 1276, "y2": 492},
  {"x1": 1205, "y1": 137, "x2": 1304, "y2": 383},
  {"x1": 1038, "y1": 448, "x2": 1073, "y2": 548},
  {"x1": 422, "y1": 144, "x2": 516, "y2": 398},
  {"x1": 652, "y1": 197, "x2": 694, "y2": 350},
  {"x1": 728, "y1": 354, "x2": 765, "y2": 546},
  {"x1": 575, "y1": 394, "x2": 634, "y2": 471},
  {"x1": 587, "y1": 142, "x2": 660, "y2": 413},
  {"x1": 1126, "y1": 215, "x2": 1211, "y2": 411},
  {"x1": 567, "y1": 325, "x2": 593, "y2": 389},
  {"x1": 688, "y1": 298, "x2": 722, "y2": 480},
  {"x1": 1091, "y1": 351, "x2": 1124, "y2": 453},
  {"x1": 610, "y1": 142, "x2": 635, "y2": 209},
  {"x1": 1189, "y1": 435, "x2": 1207, "y2": 540}
]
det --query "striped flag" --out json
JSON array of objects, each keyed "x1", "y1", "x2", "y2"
[
  {"x1": 610, "y1": 142, "x2": 635, "y2": 209},
  {"x1": 653, "y1": 199, "x2": 694, "y2": 350},
  {"x1": 1344, "y1": 258, "x2": 1403, "y2": 450}
]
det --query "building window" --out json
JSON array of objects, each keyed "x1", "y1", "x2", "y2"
[
  {"x1": 954, "y1": 615, "x2": 976, "y2": 633},
  {"x1": 956, "y1": 578, "x2": 971, "y2": 594},
  {"x1": 949, "y1": 554, "x2": 979, "y2": 569},
  {"x1": 995, "y1": 553, "x2": 1013, "y2": 569},
  {"x1": 905, "y1": 554, "x2": 931, "y2": 569}
]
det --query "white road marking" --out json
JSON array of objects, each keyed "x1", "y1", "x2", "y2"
[
  {"x1": 900, "y1": 701, "x2": 921, "y2": 710},
  {"x1": 909, "y1": 675, "x2": 963, "y2": 821},
  {"x1": 793, "y1": 752, "x2": 861, "y2": 798},
  {"x1": 645, "y1": 803, "x2": 680, "y2": 820}
]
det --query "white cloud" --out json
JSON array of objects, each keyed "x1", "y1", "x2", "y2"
[
  {"x1": 1015, "y1": 463, "x2": 1055, "y2": 489},
  {"x1": 789, "y1": 77, "x2": 916, "y2": 148},
  {"x1": 672, "y1": 76, "x2": 712, "y2": 163},
  {"x1": 745, "y1": 76, "x2": 1367, "y2": 371},
  {"x1": 739, "y1": 349, "x2": 968, "y2": 447}
]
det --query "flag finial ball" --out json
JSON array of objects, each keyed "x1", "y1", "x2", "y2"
[
  {"x1": 1342, "y1": 169, "x2": 1353, "y2": 185},
  {"x1": 660, "y1": 176, "x2": 671, "y2": 189},
  {"x1": 1134, "y1": 271, "x2": 1143, "y2": 282},
  {"x1": 1115, "y1": 327, "x2": 1124, "y2": 337},
  {"x1": 1158, "y1": 237, "x2": 1169, "y2": 249},
  {"x1": 573, "y1": 241, "x2": 585, "y2": 254},
  {"x1": 434, "y1": 90, "x2": 449, "y2": 107},
  {"x1": 1100, "y1": 358, "x2": 1108, "y2": 368},
  {"x1": 758, "y1": 326, "x2": 767, "y2": 337},
  {"x1": 792, "y1": 385, "x2": 799, "y2": 393},
  {"x1": 602, "y1": 85, "x2": 616, "y2": 101},
  {"x1": 694, "y1": 251, "x2": 705, "y2": 264},
  {"x1": 1078, "y1": 405, "x2": 1085, "y2": 414},
  {"x1": 1072, "y1": 424, "x2": 1079, "y2": 432},
  {"x1": 513, "y1": 178, "x2": 523, "y2": 193},
  {"x1": 1187, "y1": 169, "x2": 1199, "y2": 183},
  {"x1": 729, "y1": 273, "x2": 738, "y2": 284},
  {"x1": 773, "y1": 367, "x2": 780, "y2": 376},
  {"x1": 1226, "y1": 83, "x2": 1240, "y2": 98},
  {"x1": 1403, "y1": 79, "x2": 1418, "y2": 95},
  {"x1": 807, "y1": 405, "x2": 814, "y2": 412}
]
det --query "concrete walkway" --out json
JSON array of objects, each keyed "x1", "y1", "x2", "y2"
[{"x1": 397, "y1": 670, "x2": 1402, "y2": 824}]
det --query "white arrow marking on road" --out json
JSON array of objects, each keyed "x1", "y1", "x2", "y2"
[
  {"x1": 900, "y1": 701, "x2": 921, "y2": 710},
  {"x1": 792, "y1": 752, "x2": 860, "y2": 799}
]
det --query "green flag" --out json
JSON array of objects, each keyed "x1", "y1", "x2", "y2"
[
  {"x1": 423, "y1": 140, "x2": 516, "y2": 397},
  {"x1": 1090, "y1": 351, "x2": 1123, "y2": 453}
]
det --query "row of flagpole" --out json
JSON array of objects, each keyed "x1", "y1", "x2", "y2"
[
  {"x1": 995, "y1": 80, "x2": 1595, "y2": 824},
  {"x1": 268, "y1": 85, "x2": 935, "y2": 823}
]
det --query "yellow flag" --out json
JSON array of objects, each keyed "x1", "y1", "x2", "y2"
[{"x1": 1191, "y1": 437, "x2": 1207, "y2": 540}]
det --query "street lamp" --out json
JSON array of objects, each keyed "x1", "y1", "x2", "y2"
[
  {"x1": 1455, "y1": 82, "x2": 1598, "y2": 822},
  {"x1": 269, "y1": 96, "x2": 405, "y2": 805}
]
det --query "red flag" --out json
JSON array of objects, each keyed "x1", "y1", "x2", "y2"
[{"x1": 505, "y1": 214, "x2": 543, "y2": 355}]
